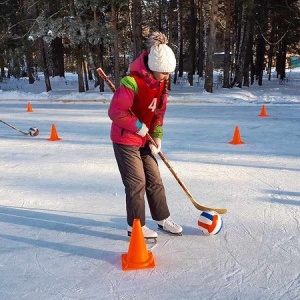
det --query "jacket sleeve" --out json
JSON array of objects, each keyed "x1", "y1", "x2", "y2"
[
  {"x1": 108, "y1": 77, "x2": 141, "y2": 133},
  {"x1": 149, "y1": 93, "x2": 167, "y2": 139}
]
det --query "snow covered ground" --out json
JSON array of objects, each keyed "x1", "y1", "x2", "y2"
[{"x1": 0, "y1": 69, "x2": 299, "y2": 299}]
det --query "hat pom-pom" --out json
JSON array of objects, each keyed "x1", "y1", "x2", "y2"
[{"x1": 148, "y1": 32, "x2": 168, "y2": 48}]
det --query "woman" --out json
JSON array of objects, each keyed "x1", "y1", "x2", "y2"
[{"x1": 108, "y1": 32, "x2": 182, "y2": 238}]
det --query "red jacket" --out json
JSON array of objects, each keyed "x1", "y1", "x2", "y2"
[{"x1": 108, "y1": 51, "x2": 168, "y2": 147}]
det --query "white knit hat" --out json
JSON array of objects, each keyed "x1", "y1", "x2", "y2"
[{"x1": 148, "y1": 32, "x2": 176, "y2": 73}]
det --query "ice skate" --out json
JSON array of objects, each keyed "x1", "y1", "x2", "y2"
[
  {"x1": 157, "y1": 217, "x2": 183, "y2": 235},
  {"x1": 127, "y1": 225, "x2": 158, "y2": 243}
]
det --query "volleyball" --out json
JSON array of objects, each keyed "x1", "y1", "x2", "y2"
[
  {"x1": 29, "y1": 127, "x2": 39, "y2": 136},
  {"x1": 198, "y1": 210, "x2": 223, "y2": 235}
]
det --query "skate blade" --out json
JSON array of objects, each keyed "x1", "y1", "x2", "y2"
[
  {"x1": 158, "y1": 225, "x2": 183, "y2": 236},
  {"x1": 128, "y1": 231, "x2": 158, "y2": 243}
]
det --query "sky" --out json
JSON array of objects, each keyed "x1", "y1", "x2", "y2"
[{"x1": 0, "y1": 69, "x2": 299, "y2": 300}]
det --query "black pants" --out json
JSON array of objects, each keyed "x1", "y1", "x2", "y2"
[{"x1": 113, "y1": 142, "x2": 170, "y2": 227}]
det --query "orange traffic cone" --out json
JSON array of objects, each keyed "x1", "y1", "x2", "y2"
[
  {"x1": 27, "y1": 102, "x2": 33, "y2": 112},
  {"x1": 258, "y1": 105, "x2": 268, "y2": 117},
  {"x1": 121, "y1": 219, "x2": 155, "y2": 271},
  {"x1": 229, "y1": 126, "x2": 245, "y2": 145},
  {"x1": 47, "y1": 124, "x2": 61, "y2": 141}
]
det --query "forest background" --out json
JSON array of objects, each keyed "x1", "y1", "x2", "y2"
[{"x1": 0, "y1": 0, "x2": 300, "y2": 94}]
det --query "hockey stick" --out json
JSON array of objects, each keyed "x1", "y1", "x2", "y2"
[
  {"x1": 0, "y1": 119, "x2": 39, "y2": 137},
  {"x1": 97, "y1": 68, "x2": 227, "y2": 214}
]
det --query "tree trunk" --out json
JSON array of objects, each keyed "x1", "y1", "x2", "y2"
[
  {"x1": 198, "y1": 0, "x2": 204, "y2": 78},
  {"x1": 267, "y1": 27, "x2": 275, "y2": 81},
  {"x1": 89, "y1": 8, "x2": 105, "y2": 92},
  {"x1": 188, "y1": 0, "x2": 196, "y2": 86},
  {"x1": 131, "y1": 0, "x2": 142, "y2": 59},
  {"x1": 76, "y1": 47, "x2": 85, "y2": 92},
  {"x1": 243, "y1": 19, "x2": 254, "y2": 87},
  {"x1": 0, "y1": 56, "x2": 5, "y2": 78},
  {"x1": 255, "y1": 35, "x2": 265, "y2": 86},
  {"x1": 39, "y1": 38, "x2": 52, "y2": 92},
  {"x1": 204, "y1": 0, "x2": 218, "y2": 93},
  {"x1": 278, "y1": 38, "x2": 287, "y2": 80},
  {"x1": 172, "y1": 0, "x2": 180, "y2": 84},
  {"x1": 111, "y1": 1, "x2": 120, "y2": 87},
  {"x1": 231, "y1": 0, "x2": 253, "y2": 88},
  {"x1": 26, "y1": 52, "x2": 35, "y2": 84},
  {"x1": 24, "y1": 45, "x2": 35, "y2": 84},
  {"x1": 168, "y1": 0, "x2": 177, "y2": 89},
  {"x1": 35, "y1": 3, "x2": 51, "y2": 91},
  {"x1": 223, "y1": 0, "x2": 232, "y2": 88},
  {"x1": 51, "y1": 38, "x2": 65, "y2": 77},
  {"x1": 178, "y1": 0, "x2": 184, "y2": 79},
  {"x1": 83, "y1": 59, "x2": 89, "y2": 91}
]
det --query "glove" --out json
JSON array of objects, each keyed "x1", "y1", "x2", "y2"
[
  {"x1": 149, "y1": 138, "x2": 161, "y2": 155},
  {"x1": 137, "y1": 123, "x2": 149, "y2": 137}
]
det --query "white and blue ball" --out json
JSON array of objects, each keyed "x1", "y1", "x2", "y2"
[
  {"x1": 198, "y1": 210, "x2": 223, "y2": 235},
  {"x1": 29, "y1": 127, "x2": 39, "y2": 136}
]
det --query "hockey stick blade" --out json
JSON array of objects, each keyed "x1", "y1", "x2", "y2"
[
  {"x1": 189, "y1": 200, "x2": 227, "y2": 214},
  {"x1": 96, "y1": 68, "x2": 227, "y2": 214}
]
